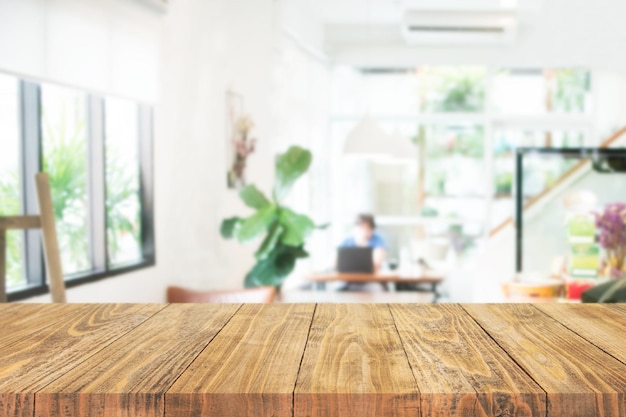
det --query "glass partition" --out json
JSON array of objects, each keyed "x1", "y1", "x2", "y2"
[{"x1": 516, "y1": 148, "x2": 626, "y2": 276}]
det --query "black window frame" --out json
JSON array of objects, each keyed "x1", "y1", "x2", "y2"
[{"x1": 6, "y1": 78, "x2": 155, "y2": 302}]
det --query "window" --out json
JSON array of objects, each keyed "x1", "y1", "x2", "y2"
[
  {"x1": 0, "y1": 74, "x2": 25, "y2": 291},
  {"x1": 105, "y1": 98, "x2": 142, "y2": 266},
  {"x1": 422, "y1": 66, "x2": 487, "y2": 113},
  {"x1": 492, "y1": 68, "x2": 591, "y2": 114},
  {"x1": 2, "y1": 75, "x2": 155, "y2": 301},
  {"x1": 330, "y1": 65, "x2": 593, "y2": 264},
  {"x1": 41, "y1": 84, "x2": 91, "y2": 274},
  {"x1": 424, "y1": 124, "x2": 485, "y2": 198}
]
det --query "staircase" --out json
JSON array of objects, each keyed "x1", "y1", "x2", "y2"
[{"x1": 488, "y1": 125, "x2": 626, "y2": 239}]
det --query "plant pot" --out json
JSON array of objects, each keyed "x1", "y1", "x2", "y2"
[{"x1": 581, "y1": 280, "x2": 626, "y2": 303}]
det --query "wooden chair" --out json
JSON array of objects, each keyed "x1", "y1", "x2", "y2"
[
  {"x1": 167, "y1": 286, "x2": 276, "y2": 303},
  {"x1": 0, "y1": 173, "x2": 66, "y2": 303}
]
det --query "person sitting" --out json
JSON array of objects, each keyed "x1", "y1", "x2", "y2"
[{"x1": 338, "y1": 214, "x2": 387, "y2": 291}]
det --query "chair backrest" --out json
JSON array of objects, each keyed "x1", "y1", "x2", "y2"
[
  {"x1": 167, "y1": 286, "x2": 276, "y2": 303},
  {"x1": 0, "y1": 173, "x2": 66, "y2": 303}
]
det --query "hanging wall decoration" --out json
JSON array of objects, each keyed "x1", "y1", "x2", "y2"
[{"x1": 226, "y1": 90, "x2": 256, "y2": 189}]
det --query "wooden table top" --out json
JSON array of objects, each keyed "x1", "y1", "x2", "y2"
[
  {"x1": 307, "y1": 271, "x2": 444, "y2": 283},
  {"x1": 1, "y1": 303, "x2": 625, "y2": 417}
]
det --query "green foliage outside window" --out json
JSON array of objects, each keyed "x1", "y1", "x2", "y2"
[
  {"x1": 552, "y1": 69, "x2": 590, "y2": 113},
  {"x1": 42, "y1": 111, "x2": 90, "y2": 273},
  {"x1": 425, "y1": 67, "x2": 486, "y2": 113},
  {"x1": 40, "y1": 96, "x2": 141, "y2": 274},
  {"x1": 0, "y1": 173, "x2": 24, "y2": 287},
  {"x1": 106, "y1": 153, "x2": 142, "y2": 264}
]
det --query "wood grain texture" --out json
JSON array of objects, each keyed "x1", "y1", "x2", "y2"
[
  {"x1": 0, "y1": 303, "x2": 74, "y2": 349},
  {"x1": 0, "y1": 303, "x2": 54, "y2": 327},
  {"x1": 536, "y1": 304, "x2": 626, "y2": 365},
  {"x1": 295, "y1": 304, "x2": 420, "y2": 417},
  {"x1": 36, "y1": 304, "x2": 240, "y2": 417},
  {"x1": 464, "y1": 303, "x2": 626, "y2": 417},
  {"x1": 390, "y1": 304, "x2": 546, "y2": 417},
  {"x1": 2, "y1": 304, "x2": 626, "y2": 417},
  {"x1": 0, "y1": 304, "x2": 164, "y2": 417},
  {"x1": 607, "y1": 303, "x2": 626, "y2": 314},
  {"x1": 165, "y1": 303, "x2": 315, "y2": 417}
]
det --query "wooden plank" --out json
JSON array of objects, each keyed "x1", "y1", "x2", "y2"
[
  {"x1": 536, "y1": 304, "x2": 626, "y2": 365},
  {"x1": 464, "y1": 304, "x2": 626, "y2": 417},
  {"x1": 36, "y1": 304, "x2": 240, "y2": 417},
  {"x1": 0, "y1": 303, "x2": 43, "y2": 325},
  {"x1": 165, "y1": 303, "x2": 315, "y2": 417},
  {"x1": 0, "y1": 304, "x2": 65, "y2": 328},
  {"x1": 0, "y1": 303, "x2": 74, "y2": 349},
  {"x1": 607, "y1": 303, "x2": 626, "y2": 314},
  {"x1": 0, "y1": 216, "x2": 41, "y2": 230},
  {"x1": 35, "y1": 173, "x2": 66, "y2": 303},
  {"x1": 295, "y1": 304, "x2": 420, "y2": 417},
  {"x1": 0, "y1": 303, "x2": 164, "y2": 417},
  {"x1": 389, "y1": 304, "x2": 546, "y2": 417}
]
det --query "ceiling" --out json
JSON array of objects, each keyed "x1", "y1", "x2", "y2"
[
  {"x1": 286, "y1": 0, "x2": 626, "y2": 71},
  {"x1": 302, "y1": 0, "x2": 545, "y2": 25}
]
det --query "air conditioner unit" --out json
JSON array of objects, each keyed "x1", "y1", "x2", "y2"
[{"x1": 402, "y1": 11, "x2": 518, "y2": 45}]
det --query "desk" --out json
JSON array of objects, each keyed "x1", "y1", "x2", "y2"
[
  {"x1": 307, "y1": 271, "x2": 444, "y2": 300},
  {"x1": 2, "y1": 303, "x2": 626, "y2": 417},
  {"x1": 278, "y1": 290, "x2": 435, "y2": 303}
]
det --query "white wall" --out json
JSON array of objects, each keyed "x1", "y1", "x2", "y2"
[
  {"x1": 0, "y1": 0, "x2": 161, "y2": 101},
  {"x1": 593, "y1": 70, "x2": 626, "y2": 141},
  {"x1": 9, "y1": 0, "x2": 332, "y2": 302}
]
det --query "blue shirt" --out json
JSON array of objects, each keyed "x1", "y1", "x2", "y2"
[{"x1": 340, "y1": 232, "x2": 387, "y2": 249}]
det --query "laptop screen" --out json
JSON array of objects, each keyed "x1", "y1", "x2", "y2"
[{"x1": 337, "y1": 247, "x2": 374, "y2": 273}]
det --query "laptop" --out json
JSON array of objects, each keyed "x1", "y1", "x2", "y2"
[{"x1": 337, "y1": 247, "x2": 374, "y2": 273}]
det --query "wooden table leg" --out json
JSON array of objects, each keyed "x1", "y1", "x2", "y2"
[{"x1": 432, "y1": 282, "x2": 440, "y2": 303}]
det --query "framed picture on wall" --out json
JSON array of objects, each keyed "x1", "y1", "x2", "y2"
[{"x1": 225, "y1": 90, "x2": 256, "y2": 189}]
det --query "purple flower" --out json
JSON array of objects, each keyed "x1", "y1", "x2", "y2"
[
  {"x1": 596, "y1": 202, "x2": 626, "y2": 278},
  {"x1": 596, "y1": 202, "x2": 626, "y2": 250}
]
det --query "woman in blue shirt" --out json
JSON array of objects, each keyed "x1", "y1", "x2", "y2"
[{"x1": 340, "y1": 213, "x2": 387, "y2": 272}]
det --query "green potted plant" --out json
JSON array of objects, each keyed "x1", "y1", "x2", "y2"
[{"x1": 220, "y1": 146, "x2": 325, "y2": 288}]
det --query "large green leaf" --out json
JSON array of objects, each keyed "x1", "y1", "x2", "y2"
[
  {"x1": 236, "y1": 204, "x2": 277, "y2": 243},
  {"x1": 273, "y1": 146, "x2": 312, "y2": 202},
  {"x1": 220, "y1": 217, "x2": 242, "y2": 239},
  {"x1": 278, "y1": 208, "x2": 315, "y2": 247},
  {"x1": 255, "y1": 222, "x2": 284, "y2": 260},
  {"x1": 244, "y1": 244, "x2": 307, "y2": 288},
  {"x1": 239, "y1": 184, "x2": 270, "y2": 209},
  {"x1": 244, "y1": 250, "x2": 293, "y2": 288}
]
